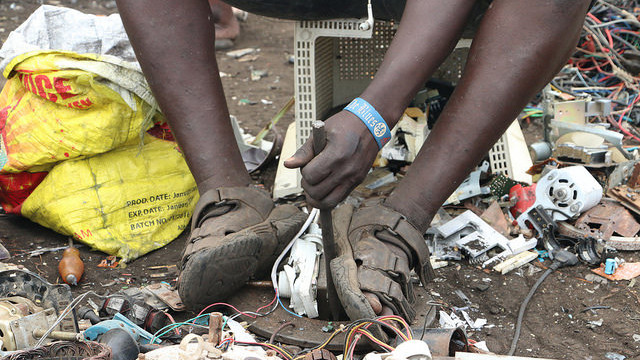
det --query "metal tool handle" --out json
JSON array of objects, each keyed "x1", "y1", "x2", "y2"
[{"x1": 311, "y1": 121, "x2": 342, "y2": 320}]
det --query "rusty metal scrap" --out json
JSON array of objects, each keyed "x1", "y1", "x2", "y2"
[
  {"x1": 629, "y1": 161, "x2": 640, "y2": 188},
  {"x1": 608, "y1": 185, "x2": 640, "y2": 216},
  {"x1": 558, "y1": 221, "x2": 640, "y2": 251},
  {"x1": 576, "y1": 200, "x2": 640, "y2": 239},
  {"x1": 553, "y1": 143, "x2": 610, "y2": 165}
]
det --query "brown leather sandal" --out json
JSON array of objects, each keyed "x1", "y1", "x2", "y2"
[
  {"x1": 330, "y1": 201, "x2": 435, "y2": 323},
  {"x1": 178, "y1": 186, "x2": 306, "y2": 310}
]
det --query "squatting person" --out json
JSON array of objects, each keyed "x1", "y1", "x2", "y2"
[{"x1": 115, "y1": 0, "x2": 593, "y2": 321}]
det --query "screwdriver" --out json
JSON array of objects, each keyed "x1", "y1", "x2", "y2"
[
  {"x1": 59, "y1": 238, "x2": 84, "y2": 286},
  {"x1": 311, "y1": 120, "x2": 342, "y2": 320}
]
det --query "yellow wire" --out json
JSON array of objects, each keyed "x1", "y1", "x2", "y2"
[
  {"x1": 344, "y1": 323, "x2": 368, "y2": 355},
  {"x1": 292, "y1": 328, "x2": 344, "y2": 360},
  {"x1": 251, "y1": 342, "x2": 293, "y2": 360},
  {"x1": 376, "y1": 315, "x2": 412, "y2": 340},
  {"x1": 357, "y1": 329, "x2": 395, "y2": 351}
]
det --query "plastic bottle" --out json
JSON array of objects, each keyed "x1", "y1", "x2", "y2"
[{"x1": 59, "y1": 239, "x2": 84, "y2": 286}]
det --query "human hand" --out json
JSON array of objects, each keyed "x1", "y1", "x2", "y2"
[{"x1": 284, "y1": 111, "x2": 380, "y2": 209}]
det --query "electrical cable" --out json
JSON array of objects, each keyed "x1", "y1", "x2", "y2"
[
  {"x1": 508, "y1": 250, "x2": 578, "y2": 356},
  {"x1": 269, "y1": 322, "x2": 294, "y2": 344},
  {"x1": 507, "y1": 268, "x2": 554, "y2": 356}
]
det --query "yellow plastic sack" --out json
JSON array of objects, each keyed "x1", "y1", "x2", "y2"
[
  {"x1": 21, "y1": 135, "x2": 199, "y2": 262},
  {"x1": 0, "y1": 51, "x2": 156, "y2": 173}
]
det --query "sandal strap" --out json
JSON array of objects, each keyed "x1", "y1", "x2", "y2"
[
  {"x1": 353, "y1": 235, "x2": 413, "y2": 302},
  {"x1": 191, "y1": 186, "x2": 273, "y2": 232},
  {"x1": 357, "y1": 267, "x2": 416, "y2": 322},
  {"x1": 349, "y1": 204, "x2": 435, "y2": 286}
]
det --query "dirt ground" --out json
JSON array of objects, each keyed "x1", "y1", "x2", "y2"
[{"x1": 0, "y1": 1, "x2": 639, "y2": 359}]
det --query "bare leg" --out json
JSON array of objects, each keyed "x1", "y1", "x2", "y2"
[
  {"x1": 385, "y1": 0, "x2": 591, "y2": 232},
  {"x1": 116, "y1": 0, "x2": 250, "y2": 195},
  {"x1": 209, "y1": 0, "x2": 240, "y2": 41}
]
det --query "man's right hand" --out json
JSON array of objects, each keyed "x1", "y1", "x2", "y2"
[{"x1": 284, "y1": 110, "x2": 380, "y2": 209}]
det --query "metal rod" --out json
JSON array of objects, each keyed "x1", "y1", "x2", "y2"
[
  {"x1": 208, "y1": 312, "x2": 223, "y2": 345},
  {"x1": 311, "y1": 120, "x2": 341, "y2": 320},
  {"x1": 33, "y1": 329, "x2": 79, "y2": 342}
]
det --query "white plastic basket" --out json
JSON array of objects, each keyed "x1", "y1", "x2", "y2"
[
  {"x1": 488, "y1": 120, "x2": 533, "y2": 184},
  {"x1": 294, "y1": 19, "x2": 396, "y2": 147},
  {"x1": 277, "y1": 20, "x2": 528, "y2": 198}
]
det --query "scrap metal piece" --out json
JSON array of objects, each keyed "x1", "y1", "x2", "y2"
[
  {"x1": 434, "y1": 210, "x2": 536, "y2": 267},
  {"x1": 608, "y1": 185, "x2": 640, "y2": 216},
  {"x1": 608, "y1": 236, "x2": 640, "y2": 251},
  {"x1": 522, "y1": 206, "x2": 562, "y2": 256},
  {"x1": 142, "y1": 283, "x2": 184, "y2": 312},
  {"x1": 0, "y1": 264, "x2": 77, "y2": 334},
  {"x1": 445, "y1": 161, "x2": 491, "y2": 205},
  {"x1": 312, "y1": 121, "x2": 341, "y2": 321},
  {"x1": 304, "y1": 349, "x2": 337, "y2": 360},
  {"x1": 0, "y1": 297, "x2": 46, "y2": 351},
  {"x1": 553, "y1": 143, "x2": 610, "y2": 165},
  {"x1": 606, "y1": 160, "x2": 638, "y2": 191},
  {"x1": 0, "y1": 242, "x2": 9, "y2": 261},
  {"x1": 529, "y1": 141, "x2": 553, "y2": 162},
  {"x1": 398, "y1": 328, "x2": 468, "y2": 357},
  {"x1": 1, "y1": 340, "x2": 110, "y2": 360},
  {"x1": 629, "y1": 161, "x2": 640, "y2": 188},
  {"x1": 9, "y1": 307, "x2": 58, "y2": 350},
  {"x1": 208, "y1": 312, "x2": 223, "y2": 345},
  {"x1": 576, "y1": 200, "x2": 640, "y2": 239},
  {"x1": 554, "y1": 99, "x2": 612, "y2": 124},
  {"x1": 551, "y1": 120, "x2": 632, "y2": 160},
  {"x1": 558, "y1": 222, "x2": 640, "y2": 251}
]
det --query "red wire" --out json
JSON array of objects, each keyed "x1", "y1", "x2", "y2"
[
  {"x1": 613, "y1": 29, "x2": 640, "y2": 36},
  {"x1": 587, "y1": 12, "x2": 601, "y2": 24},
  {"x1": 598, "y1": 75, "x2": 612, "y2": 83},
  {"x1": 609, "y1": 115, "x2": 640, "y2": 143},
  {"x1": 590, "y1": 57, "x2": 615, "y2": 76},
  {"x1": 605, "y1": 28, "x2": 614, "y2": 49},
  {"x1": 164, "y1": 312, "x2": 181, "y2": 336},
  {"x1": 256, "y1": 292, "x2": 278, "y2": 314},
  {"x1": 195, "y1": 302, "x2": 258, "y2": 320},
  {"x1": 618, "y1": 95, "x2": 640, "y2": 124}
]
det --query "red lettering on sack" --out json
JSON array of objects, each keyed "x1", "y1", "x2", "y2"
[
  {"x1": 53, "y1": 77, "x2": 75, "y2": 100},
  {"x1": 19, "y1": 74, "x2": 37, "y2": 95},
  {"x1": 74, "y1": 228, "x2": 93, "y2": 240},
  {"x1": 34, "y1": 75, "x2": 58, "y2": 102},
  {"x1": 64, "y1": 98, "x2": 93, "y2": 109}
]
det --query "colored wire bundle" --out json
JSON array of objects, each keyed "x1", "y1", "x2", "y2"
[
  {"x1": 543, "y1": 0, "x2": 640, "y2": 143},
  {"x1": 342, "y1": 316, "x2": 413, "y2": 360}
]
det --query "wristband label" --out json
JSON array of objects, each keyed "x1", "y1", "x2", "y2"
[{"x1": 344, "y1": 98, "x2": 392, "y2": 149}]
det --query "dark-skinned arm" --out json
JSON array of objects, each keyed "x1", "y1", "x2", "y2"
[{"x1": 284, "y1": 0, "x2": 477, "y2": 209}]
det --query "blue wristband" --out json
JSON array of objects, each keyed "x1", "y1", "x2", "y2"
[{"x1": 344, "y1": 97, "x2": 392, "y2": 149}]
